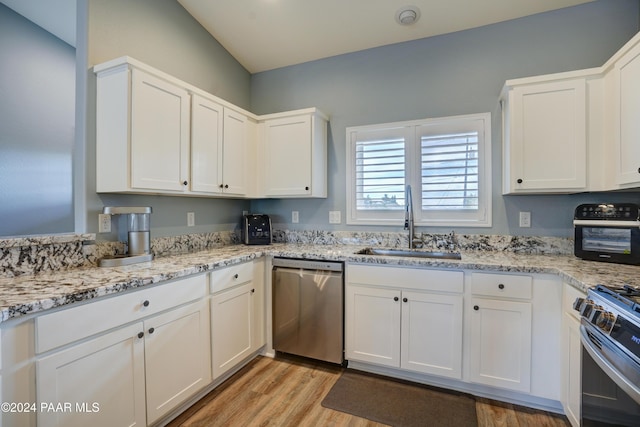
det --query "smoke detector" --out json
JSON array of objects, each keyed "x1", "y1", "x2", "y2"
[{"x1": 395, "y1": 6, "x2": 421, "y2": 25}]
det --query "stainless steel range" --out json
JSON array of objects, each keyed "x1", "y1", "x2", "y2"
[{"x1": 574, "y1": 285, "x2": 640, "y2": 425}]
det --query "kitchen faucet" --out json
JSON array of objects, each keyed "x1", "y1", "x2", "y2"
[{"x1": 404, "y1": 185, "x2": 418, "y2": 249}]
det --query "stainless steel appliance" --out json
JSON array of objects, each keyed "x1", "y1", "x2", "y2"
[
  {"x1": 272, "y1": 258, "x2": 344, "y2": 364},
  {"x1": 99, "y1": 206, "x2": 153, "y2": 267},
  {"x1": 574, "y1": 285, "x2": 640, "y2": 425},
  {"x1": 573, "y1": 203, "x2": 640, "y2": 265},
  {"x1": 242, "y1": 214, "x2": 272, "y2": 245}
]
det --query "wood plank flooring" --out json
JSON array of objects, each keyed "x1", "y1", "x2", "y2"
[{"x1": 167, "y1": 355, "x2": 570, "y2": 427}]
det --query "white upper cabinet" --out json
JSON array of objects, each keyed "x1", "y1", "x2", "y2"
[
  {"x1": 502, "y1": 77, "x2": 587, "y2": 194},
  {"x1": 94, "y1": 57, "x2": 325, "y2": 199},
  {"x1": 191, "y1": 95, "x2": 250, "y2": 196},
  {"x1": 612, "y1": 40, "x2": 640, "y2": 187},
  {"x1": 259, "y1": 109, "x2": 328, "y2": 198}
]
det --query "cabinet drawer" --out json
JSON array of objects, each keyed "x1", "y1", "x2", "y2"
[
  {"x1": 210, "y1": 261, "x2": 254, "y2": 294},
  {"x1": 35, "y1": 274, "x2": 207, "y2": 353},
  {"x1": 347, "y1": 264, "x2": 463, "y2": 293},
  {"x1": 471, "y1": 272, "x2": 532, "y2": 299}
]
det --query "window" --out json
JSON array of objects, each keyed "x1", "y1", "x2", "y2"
[{"x1": 346, "y1": 113, "x2": 491, "y2": 227}]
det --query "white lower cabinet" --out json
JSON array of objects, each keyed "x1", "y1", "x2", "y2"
[
  {"x1": 35, "y1": 276, "x2": 211, "y2": 427},
  {"x1": 468, "y1": 297, "x2": 532, "y2": 392},
  {"x1": 561, "y1": 283, "x2": 584, "y2": 427},
  {"x1": 210, "y1": 260, "x2": 265, "y2": 380},
  {"x1": 346, "y1": 265, "x2": 464, "y2": 379},
  {"x1": 468, "y1": 272, "x2": 533, "y2": 393},
  {"x1": 37, "y1": 323, "x2": 146, "y2": 427}
]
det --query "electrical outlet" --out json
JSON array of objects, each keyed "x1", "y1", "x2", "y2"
[
  {"x1": 292, "y1": 211, "x2": 299, "y2": 223},
  {"x1": 187, "y1": 212, "x2": 195, "y2": 227},
  {"x1": 329, "y1": 211, "x2": 341, "y2": 224},
  {"x1": 98, "y1": 214, "x2": 111, "y2": 233},
  {"x1": 519, "y1": 211, "x2": 531, "y2": 228}
]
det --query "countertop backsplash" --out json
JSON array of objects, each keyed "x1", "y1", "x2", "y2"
[{"x1": 0, "y1": 230, "x2": 573, "y2": 278}]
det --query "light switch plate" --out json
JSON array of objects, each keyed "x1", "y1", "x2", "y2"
[
  {"x1": 519, "y1": 211, "x2": 531, "y2": 228},
  {"x1": 329, "y1": 211, "x2": 341, "y2": 224},
  {"x1": 292, "y1": 211, "x2": 299, "y2": 223},
  {"x1": 187, "y1": 212, "x2": 195, "y2": 227}
]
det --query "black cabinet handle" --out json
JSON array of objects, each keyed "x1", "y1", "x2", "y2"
[
  {"x1": 517, "y1": 179, "x2": 523, "y2": 184},
  {"x1": 225, "y1": 184, "x2": 229, "y2": 189},
  {"x1": 498, "y1": 284, "x2": 505, "y2": 289},
  {"x1": 183, "y1": 180, "x2": 188, "y2": 186},
  {"x1": 637, "y1": 168, "x2": 640, "y2": 174},
  {"x1": 143, "y1": 300, "x2": 150, "y2": 307},
  {"x1": 148, "y1": 327, "x2": 155, "y2": 334},
  {"x1": 473, "y1": 305, "x2": 479, "y2": 311},
  {"x1": 234, "y1": 273, "x2": 239, "y2": 279},
  {"x1": 403, "y1": 297, "x2": 408, "y2": 303},
  {"x1": 305, "y1": 186, "x2": 310, "y2": 191},
  {"x1": 137, "y1": 332, "x2": 144, "y2": 339},
  {"x1": 251, "y1": 288, "x2": 255, "y2": 293},
  {"x1": 219, "y1": 184, "x2": 224, "y2": 188},
  {"x1": 394, "y1": 296, "x2": 399, "y2": 302}
]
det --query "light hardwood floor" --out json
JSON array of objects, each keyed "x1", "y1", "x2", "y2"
[{"x1": 167, "y1": 355, "x2": 570, "y2": 427}]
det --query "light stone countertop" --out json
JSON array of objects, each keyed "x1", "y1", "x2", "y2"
[{"x1": 0, "y1": 243, "x2": 637, "y2": 324}]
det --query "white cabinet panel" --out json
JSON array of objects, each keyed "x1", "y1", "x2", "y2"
[
  {"x1": 401, "y1": 291, "x2": 462, "y2": 378},
  {"x1": 191, "y1": 94, "x2": 224, "y2": 193},
  {"x1": 36, "y1": 323, "x2": 146, "y2": 427},
  {"x1": 468, "y1": 298, "x2": 532, "y2": 393},
  {"x1": 503, "y1": 78, "x2": 586, "y2": 194},
  {"x1": 345, "y1": 284, "x2": 401, "y2": 367},
  {"x1": 144, "y1": 299, "x2": 211, "y2": 424}
]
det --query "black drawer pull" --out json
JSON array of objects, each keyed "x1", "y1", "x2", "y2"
[
  {"x1": 403, "y1": 297, "x2": 408, "y2": 303},
  {"x1": 143, "y1": 300, "x2": 150, "y2": 307},
  {"x1": 498, "y1": 284, "x2": 505, "y2": 289},
  {"x1": 148, "y1": 327, "x2": 155, "y2": 334},
  {"x1": 137, "y1": 332, "x2": 144, "y2": 339},
  {"x1": 394, "y1": 296, "x2": 399, "y2": 302},
  {"x1": 474, "y1": 305, "x2": 479, "y2": 311}
]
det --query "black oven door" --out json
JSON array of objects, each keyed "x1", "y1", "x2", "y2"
[
  {"x1": 574, "y1": 225, "x2": 640, "y2": 265},
  {"x1": 581, "y1": 323, "x2": 640, "y2": 426}
]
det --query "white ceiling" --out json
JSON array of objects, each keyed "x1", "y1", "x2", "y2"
[
  {"x1": 1, "y1": 0, "x2": 594, "y2": 73},
  {"x1": 178, "y1": 0, "x2": 595, "y2": 73}
]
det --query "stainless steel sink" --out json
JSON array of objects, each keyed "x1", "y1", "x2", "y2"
[{"x1": 355, "y1": 247, "x2": 461, "y2": 260}]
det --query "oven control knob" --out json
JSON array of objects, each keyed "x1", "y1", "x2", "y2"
[
  {"x1": 572, "y1": 297, "x2": 585, "y2": 312},
  {"x1": 596, "y1": 312, "x2": 616, "y2": 333},
  {"x1": 589, "y1": 305, "x2": 605, "y2": 324},
  {"x1": 580, "y1": 299, "x2": 595, "y2": 317}
]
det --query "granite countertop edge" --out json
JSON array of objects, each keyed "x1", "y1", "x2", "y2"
[{"x1": 1, "y1": 243, "x2": 634, "y2": 324}]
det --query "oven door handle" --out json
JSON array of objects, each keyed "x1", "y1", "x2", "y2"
[{"x1": 580, "y1": 325, "x2": 640, "y2": 405}]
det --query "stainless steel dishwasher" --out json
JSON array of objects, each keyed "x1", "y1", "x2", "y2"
[{"x1": 272, "y1": 258, "x2": 344, "y2": 364}]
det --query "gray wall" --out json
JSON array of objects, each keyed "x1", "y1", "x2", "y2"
[
  {"x1": 80, "y1": 0, "x2": 253, "y2": 239},
  {"x1": 249, "y1": 0, "x2": 640, "y2": 238},
  {"x1": 0, "y1": 4, "x2": 75, "y2": 236}
]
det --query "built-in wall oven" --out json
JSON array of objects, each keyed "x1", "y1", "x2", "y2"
[
  {"x1": 574, "y1": 285, "x2": 640, "y2": 425},
  {"x1": 574, "y1": 203, "x2": 640, "y2": 265}
]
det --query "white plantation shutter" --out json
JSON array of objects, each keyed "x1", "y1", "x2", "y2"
[
  {"x1": 420, "y1": 131, "x2": 479, "y2": 210},
  {"x1": 355, "y1": 136, "x2": 406, "y2": 211},
  {"x1": 347, "y1": 113, "x2": 491, "y2": 227}
]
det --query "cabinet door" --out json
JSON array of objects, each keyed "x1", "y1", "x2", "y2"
[
  {"x1": 252, "y1": 259, "x2": 266, "y2": 351},
  {"x1": 562, "y1": 311, "x2": 582, "y2": 427},
  {"x1": 469, "y1": 298, "x2": 532, "y2": 392},
  {"x1": 36, "y1": 323, "x2": 146, "y2": 427},
  {"x1": 263, "y1": 115, "x2": 312, "y2": 196},
  {"x1": 506, "y1": 79, "x2": 586, "y2": 192},
  {"x1": 613, "y1": 42, "x2": 640, "y2": 186},
  {"x1": 222, "y1": 109, "x2": 248, "y2": 195},
  {"x1": 401, "y1": 291, "x2": 463, "y2": 379},
  {"x1": 345, "y1": 285, "x2": 401, "y2": 367},
  {"x1": 144, "y1": 299, "x2": 211, "y2": 424},
  {"x1": 211, "y1": 281, "x2": 255, "y2": 379},
  {"x1": 191, "y1": 94, "x2": 224, "y2": 194},
  {"x1": 130, "y1": 69, "x2": 190, "y2": 192}
]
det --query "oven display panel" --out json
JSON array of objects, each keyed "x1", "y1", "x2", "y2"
[
  {"x1": 610, "y1": 317, "x2": 640, "y2": 360},
  {"x1": 582, "y1": 227, "x2": 631, "y2": 254}
]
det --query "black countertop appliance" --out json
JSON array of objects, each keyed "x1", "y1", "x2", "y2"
[{"x1": 242, "y1": 214, "x2": 272, "y2": 245}]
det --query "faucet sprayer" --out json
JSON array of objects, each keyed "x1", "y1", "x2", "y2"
[{"x1": 404, "y1": 185, "x2": 415, "y2": 248}]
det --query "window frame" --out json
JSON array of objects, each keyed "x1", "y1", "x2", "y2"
[{"x1": 346, "y1": 112, "x2": 492, "y2": 227}]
